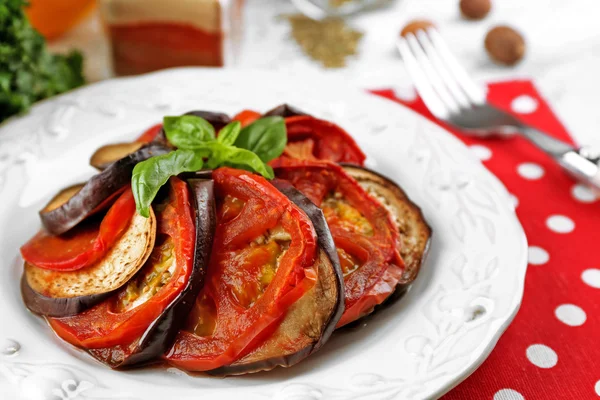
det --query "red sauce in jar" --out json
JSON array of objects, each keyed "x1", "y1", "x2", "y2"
[{"x1": 108, "y1": 22, "x2": 223, "y2": 75}]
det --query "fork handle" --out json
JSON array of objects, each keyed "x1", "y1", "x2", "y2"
[
  {"x1": 519, "y1": 124, "x2": 600, "y2": 190},
  {"x1": 518, "y1": 125, "x2": 575, "y2": 157}
]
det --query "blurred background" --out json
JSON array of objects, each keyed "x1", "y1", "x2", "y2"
[{"x1": 5, "y1": 0, "x2": 600, "y2": 143}]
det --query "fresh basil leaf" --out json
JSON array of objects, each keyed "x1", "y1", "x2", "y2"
[
  {"x1": 132, "y1": 149, "x2": 204, "y2": 217},
  {"x1": 132, "y1": 116, "x2": 279, "y2": 216},
  {"x1": 216, "y1": 121, "x2": 241, "y2": 146},
  {"x1": 163, "y1": 115, "x2": 215, "y2": 149},
  {"x1": 200, "y1": 141, "x2": 273, "y2": 179},
  {"x1": 226, "y1": 148, "x2": 274, "y2": 179},
  {"x1": 234, "y1": 116, "x2": 287, "y2": 162}
]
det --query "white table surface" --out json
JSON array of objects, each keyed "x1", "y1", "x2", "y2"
[{"x1": 2, "y1": 0, "x2": 599, "y2": 398}]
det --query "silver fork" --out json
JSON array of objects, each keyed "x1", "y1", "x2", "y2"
[{"x1": 397, "y1": 28, "x2": 600, "y2": 191}]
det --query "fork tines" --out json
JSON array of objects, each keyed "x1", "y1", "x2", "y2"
[{"x1": 397, "y1": 28, "x2": 487, "y2": 120}]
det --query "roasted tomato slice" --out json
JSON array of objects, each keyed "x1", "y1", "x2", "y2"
[
  {"x1": 232, "y1": 109, "x2": 261, "y2": 127},
  {"x1": 275, "y1": 161, "x2": 404, "y2": 327},
  {"x1": 48, "y1": 177, "x2": 201, "y2": 367},
  {"x1": 136, "y1": 123, "x2": 164, "y2": 143},
  {"x1": 270, "y1": 116, "x2": 366, "y2": 167},
  {"x1": 165, "y1": 167, "x2": 319, "y2": 372},
  {"x1": 21, "y1": 188, "x2": 136, "y2": 271}
]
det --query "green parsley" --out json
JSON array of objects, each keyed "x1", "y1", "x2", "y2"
[{"x1": 0, "y1": 0, "x2": 85, "y2": 122}]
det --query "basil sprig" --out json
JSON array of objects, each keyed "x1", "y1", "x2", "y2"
[{"x1": 132, "y1": 115, "x2": 286, "y2": 217}]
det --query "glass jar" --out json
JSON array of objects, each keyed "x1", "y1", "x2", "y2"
[
  {"x1": 26, "y1": 0, "x2": 96, "y2": 40},
  {"x1": 99, "y1": 0, "x2": 244, "y2": 76}
]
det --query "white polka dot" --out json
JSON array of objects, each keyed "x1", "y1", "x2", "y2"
[
  {"x1": 469, "y1": 144, "x2": 492, "y2": 161},
  {"x1": 526, "y1": 344, "x2": 558, "y2": 368},
  {"x1": 571, "y1": 184, "x2": 597, "y2": 203},
  {"x1": 494, "y1": 388, "x2": 524, "y2": 400},
  {"x1": 517, "y1": 162, "x2": 544, "y2": 180},
  {"x1": 511, "y1": 95, "x2": 539, "y2": 114},
  {"x1": 555, "y1": 304, "x2": 586, "y2": 326},
  {"x1": 546, "y1": 215, "x2": 575, "y2": 233},
  {"x1": 528, "y1": 246, "x2": 549, "y2": 265},
  {"x1": 582, "y1": 269, "x2": 600, "y2": 289},
  {"x1": 595, "y1": 380, "x2": 600, "y2": 396},
  {"x1": 393, "y1": 86, "x2": 418, "y2": 102},
  {"x1": 509, "y1": 193, "x2": 519, "y2": 209}
]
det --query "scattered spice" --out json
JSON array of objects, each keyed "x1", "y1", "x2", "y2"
[
  {"x1": 329, "y1": 0, "x2": 354, "y2": 8},
  {"x1": 287, "y1": 14, "x2": 363, "y2": 68},
  {"x1": 485, "y1": 25, "x2": 525, "y2": 66},
  {"x1": 400, "y1": 19, "x2": 435, "y2": 37}
]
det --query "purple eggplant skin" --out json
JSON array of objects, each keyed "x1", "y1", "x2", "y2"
[
  {"x1": 209, "y1": 179, "x2": 344, "y2": 375},
  {"x1": 271, "y1": 179, "x2": 345, "y2": 349},
  {"x1": 98, "y1": 179, "x2": 216, "y2": 368},
  {"x1": 178, "y1": 169, "x2": 213, "y2": 181},
  {"x1": 40, "y1": 144, "x2": 169, "y2": 235},
  {"x1": 184, "y1": 110, "x2": 232, "y2": 131},
  {"x1": 263, "y1": 104, "x2": 310, "y2": 118},
  {"x1": 21, "y1": 274, "x2": 114, "y2": 318}
]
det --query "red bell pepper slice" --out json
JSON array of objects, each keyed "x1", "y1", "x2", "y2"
[
  {"x1": 48, "y1": 177, "x2": 195, "y2": 352},
  {"x1": 165, "y1": 167, "x2": 318, "y2": 371},
  {"x1": 20, "y1": 188, "x2": 135, "y2": 271},
  {"x1": 274, "y1": 161, "x2": 404, "y2": 327},
  {"x1": 270, "y1": 116, "x2": 366, "y2": 167}
]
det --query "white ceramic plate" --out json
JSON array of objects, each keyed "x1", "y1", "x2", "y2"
[{"x1": 0, "y1": 69, "x2": 527, "y2": 400}]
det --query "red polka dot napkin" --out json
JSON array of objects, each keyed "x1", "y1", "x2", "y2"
[{"x1": 372, "y1": 80, "x2": 600, "y2": 400}]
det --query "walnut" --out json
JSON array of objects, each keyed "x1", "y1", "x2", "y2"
[
  {"x1": 485, "y1": 26, "x2": 525, "y2": 66},
  {"x1": 460, "y1": 0, "x2": 491, "y2": 20}
]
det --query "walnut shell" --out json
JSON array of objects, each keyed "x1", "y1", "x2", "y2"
[
  {"x1": 460, "y1": 0, "x2": 491, "y2": 20},
  {"x1": 485, "y1": 26, "x2": 525, "y2": 66}
]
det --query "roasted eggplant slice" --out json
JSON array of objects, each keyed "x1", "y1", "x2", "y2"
[
  {"x1": 184, "y1": 110, "x2": 232, "y2": 131},
  {"x1": 22, "y1": 209, "x2": 157, "y2": 317},
  {"x1": 48, "y1": 177, "x2": 212, "y2": 368},
  {"x1": 275, "y1": 161, "x2": 425, "y2": 327},
  {"x1": 23, "y1": 188, "x2": 140, "y2": 272},
  {"x1": 211, "y1": 180, "x2": 344, "y2": 375},
  {"x1": 341, "y1": 164, "x2": 432, "y2": 290},
  {"x1": 90, "y1": 142, "x2": 144, "y2": 170},
  {"x1": 41, "y1": 144, "x2": 169, "y2": 235},
  {"x1": 165, "y1": 168, "x2": 343, "y2": 374},
  {"x1": 263, "y1": 104, "x2": 310, "y2": 118},
  {"x1": 42, "y1": 184, "x2": 85, "y2": 211}
]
